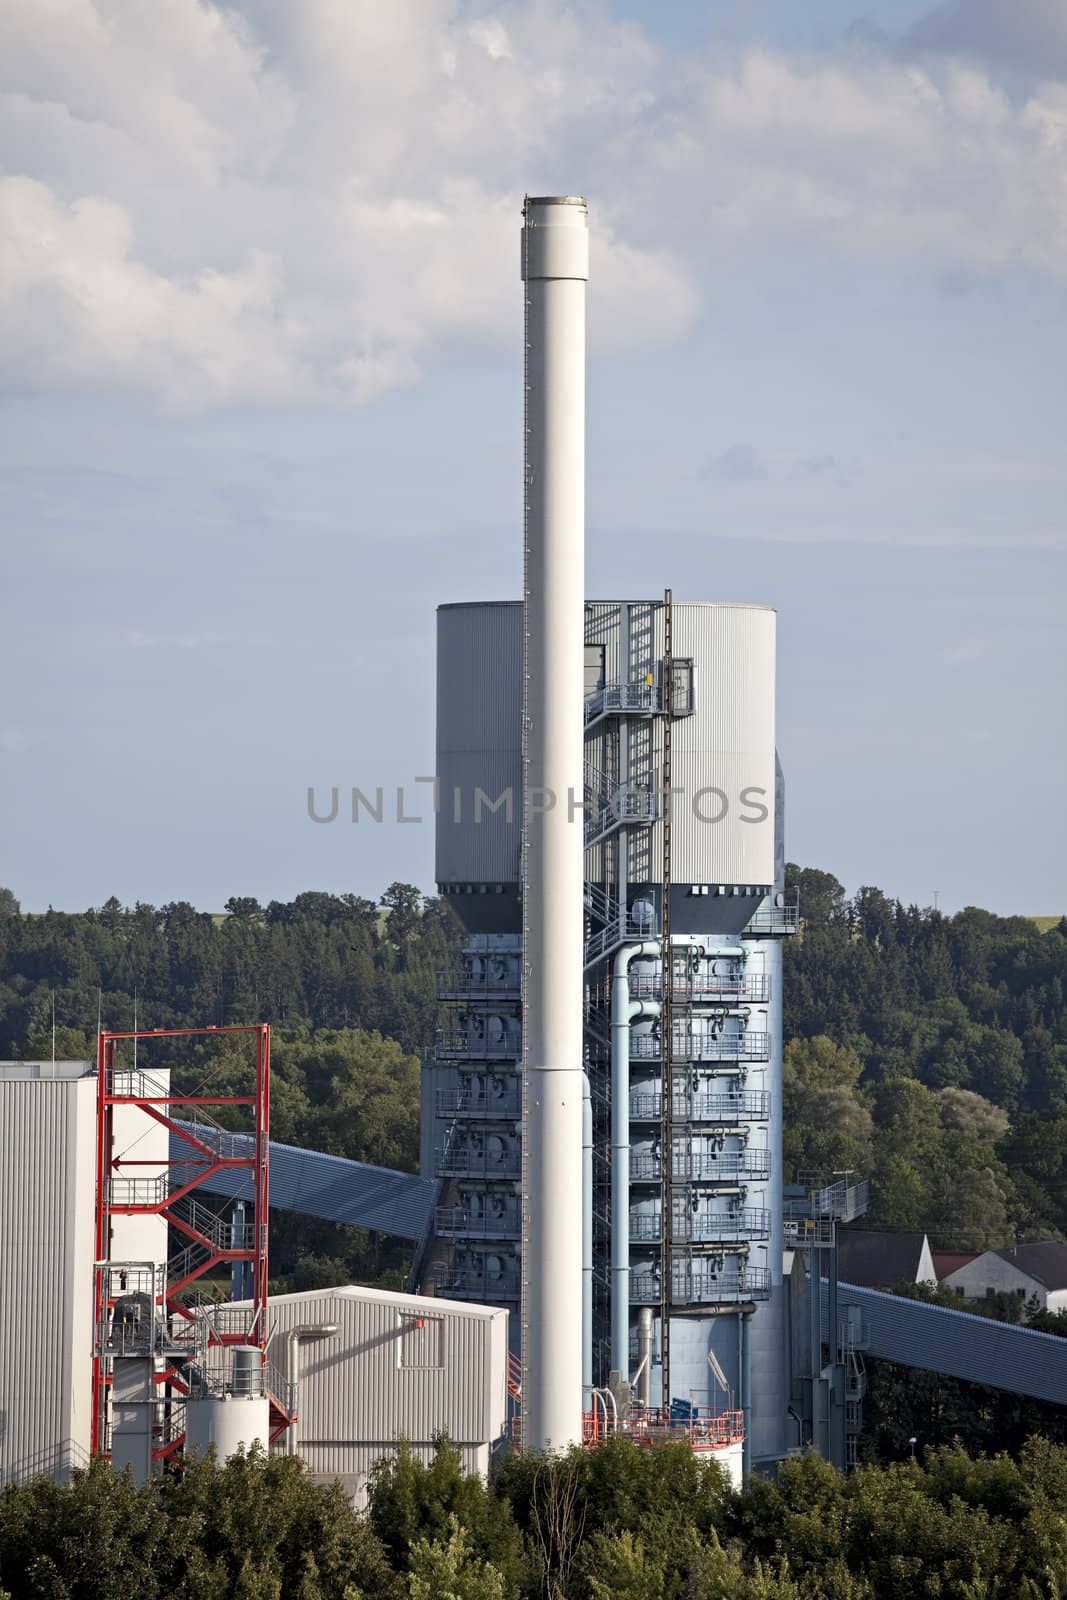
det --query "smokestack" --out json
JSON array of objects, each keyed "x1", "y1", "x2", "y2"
[{"x1": 520, "y1": 195, "x2": 588, "y2": 1451}]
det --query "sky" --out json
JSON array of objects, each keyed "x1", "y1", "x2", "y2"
[{"x1": 1, "y1": 0, "x2": 1065, "y2": 917}]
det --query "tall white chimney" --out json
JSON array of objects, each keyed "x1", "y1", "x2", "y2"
[{"x1": 520, "y1": 195, "x2": 588, "y2": 1451}]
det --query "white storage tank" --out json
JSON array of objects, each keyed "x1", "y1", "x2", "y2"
[{"x1": 185, "y1": 1395, "x2": 270, "y2": 1460}]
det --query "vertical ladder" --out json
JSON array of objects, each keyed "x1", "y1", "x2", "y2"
[{"x1": 659, "y1": 588, "x2": 674, "y2": 1408}]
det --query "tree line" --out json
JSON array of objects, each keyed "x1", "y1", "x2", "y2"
[
  {"x1": 6, "y1": 1434, "x2": 1067, "y2": 1599},
  {"x1": 2, "y1": 868, "x2": 1066, "y2": 1261},
  {"x1": 784, "y1": 866, "x2": 1067, "y2": 1249}
]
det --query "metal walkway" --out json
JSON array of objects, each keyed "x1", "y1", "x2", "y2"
[
  {"x1": 828, "y1": 1281, "x2": 1067, "y2": 1407},
  {"x1": 169, "y1": 1125, "x2": 434, "y2": 1242}
]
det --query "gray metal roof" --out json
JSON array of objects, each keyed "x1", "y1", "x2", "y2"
[
  {"x1": 828, "y1": 1281, "x2": 1067, "y2": 1406},
  {"x1": 836, "y1": 1230, "x2": 929, "y2": 1289},
  {"x1": 170, "y1": 1125, "x2": 434, "y2": 1242}
]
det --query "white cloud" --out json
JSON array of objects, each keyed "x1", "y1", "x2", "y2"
[{"x1": 0, "y1": 0, "x2": 1064, "y2": 410}]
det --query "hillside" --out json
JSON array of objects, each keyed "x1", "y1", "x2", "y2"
[{"x1": 2, "y1": 871, "x2": 1066, "y2": 1274}]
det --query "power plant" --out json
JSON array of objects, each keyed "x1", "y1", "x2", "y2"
[
  {"x1": 422, "y1": 194, "x2": 788, "y2": 1473},
  {"x1": 3, "y1": 193, "x2": 1067, "y2": 1495}
]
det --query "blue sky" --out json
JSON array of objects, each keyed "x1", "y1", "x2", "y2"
[{"x1": 1, "y1": 0, "x2": 1064, "y2": 916}]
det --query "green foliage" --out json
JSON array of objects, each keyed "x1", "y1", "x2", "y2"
[
  {"x1": 11, "y1": 1437, "x2": 1067, "y2": 1599},
  {"x1": 492, "y1": 1438, "x2": 732, "y2": 1599},
  {"x1": 783, "y1": 868, "x2": 1067, "y2": 1248},
  {"x1": 368, "y1": 1440, "x2": 525, "y2": 1596},
  {"x1": 0, "y1": 1448, "x2": 395, "y2": 1600},
  {"x1": 3, "y1": 865, "x2": 1066, "y2": 1278},
  {"x1": 406, "y1": 1515, "x2": 507, "y2": 1600},
  {"x1": 0, "y1": 885, "x2": 459, "y2": 1292}
]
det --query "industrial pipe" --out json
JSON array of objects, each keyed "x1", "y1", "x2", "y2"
[
  {"x1": 611, "y1": 941, "x2": 660, "y2": 1375},
  {"x1": 520, "y1": 195, "x2": 589, "y2": 1452},
  {"x1": 635, "y1": 1306, "x2": 654, "y2": 1407},
  {"x1": 286, "y1": 1323, "x2": 339, "y2": 1456},
  {"x1": 740, "y1": 1310, "x2": 752, "y2": 1481}
]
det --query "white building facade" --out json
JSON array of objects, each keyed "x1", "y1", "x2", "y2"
[
  {"x1": 259, "y1": 1286, "x2": 509, "y2": 1506},
  {"x1": 942, "y1": 1245, "x2": 1067, "y2": 1314}
]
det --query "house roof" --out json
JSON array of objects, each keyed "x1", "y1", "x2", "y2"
[
  {"x1": 993, "y1": 1243, "x2": 1067, "y2": 1291},
  {"x1": 933, "y1": 1251, "x2": 979, "y2": 1280},
  {"x1": 835, "y1": 1229, "x2": 930, "y2": 1289}
]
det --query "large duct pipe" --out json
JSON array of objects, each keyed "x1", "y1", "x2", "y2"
[
  {"x1": 520, "y1": 195, "x2": 589, "y2": 1452},
  {"x1": 636, "y1": 1307, "x2": 654, "y2": 1407},
  {"x1": 611, "y1": 943, "x2": 660, "y2": 1375}
]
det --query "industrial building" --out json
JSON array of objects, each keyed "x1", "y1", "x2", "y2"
[
  {"x1": 0, "y1": 1062, "x2": 97, "y2": 1482},
  {"x1": 244, "y1": 1286, "x2": 508, "y2": 1506},
  {"x1": 415, "y1": 195, "x2": 787, "y2": 1468},
  {"x1": 0, "y1": 1050, "x2": 508, "y2": 1491},
  {"x1": 4, "y1": 192, "x2": 1067, "y2": 1493},
  {"x1": 423, "y1": 597, "x2": 791, "y2": 1471}
]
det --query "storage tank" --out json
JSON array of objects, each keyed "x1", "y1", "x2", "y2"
[
  {"x1": 436, "y1": 599, "x2": 776, "y2": 921},
  {"x1": 435, "y1": 601, "x2": 523, "y2": 932},
  {"x1": 184, "y1": 1395, "x2": 270, "y2": 1460},
  {"x1": 431, "y1": 596, "x2": 792, "y2": 1470}
]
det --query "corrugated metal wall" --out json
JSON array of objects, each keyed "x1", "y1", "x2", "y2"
[
  {"x1": 436, "y1": 599, "x2": 777, "y2": 892},
  {"x1": 263, "y1": 1287, "x2": 508, "y2": 1498},
  {"x1": 825, "y1": 1281, "x2": 1067, "y2": 1405},
  {"x1": 667, "y1": 604, "x2": 776, "y2": 888},
  {"x1": 0, "y1": 1068, "x2": 96, "y2": 1481},
  {"x1": 436, "y1": 603, "x2": 523, "y2": 885}
]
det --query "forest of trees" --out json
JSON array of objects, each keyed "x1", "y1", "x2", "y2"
[
  {"x1": 2, "y1": 868, "x2": 1066, "y2": 1277},
  {"x1": 6, "y1": 1433, "x2": 1067, "y2": 1598},
  {"x1": 783, "y1": 866, "x2": 1067, "y2": 1250}
]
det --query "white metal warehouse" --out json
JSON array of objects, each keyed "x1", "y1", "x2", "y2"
[{"x1": 253, "y1": 1285, "x2": 509, "y2": 1505}]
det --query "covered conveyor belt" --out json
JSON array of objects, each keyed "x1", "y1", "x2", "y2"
[
  {"x1": 828, "y1": 1281, "x2": 1067, "y2": 1407},
  {"x1": 170, "y1": 1124, "x2": 434, "y2": 1242}
]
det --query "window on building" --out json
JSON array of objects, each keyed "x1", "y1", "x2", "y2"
[
  {"x1": 397, "y1": 1311, "x2": 445, "y2": 1369},
  {"x1": 668, "y1": 658, "x2": 694, "y2": 716}
]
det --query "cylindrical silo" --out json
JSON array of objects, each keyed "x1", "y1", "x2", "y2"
[
  {"x1": 185, "y1": 1395, "x2": 270, "y2": 1460},
  {"x1": 520, "y1": 195, "x2": 589, "y2": 1452}
]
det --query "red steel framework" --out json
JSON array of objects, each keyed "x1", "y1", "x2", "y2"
[{"x1": 91, "y1": 1024, "x2": 292, "y2": 1459}]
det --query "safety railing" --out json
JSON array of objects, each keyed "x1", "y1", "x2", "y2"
[
  {"x1": 629, "y1": 1208, "x2": 770, "y2": 1244},
  {"x1": 434, "y1": 1147, "x2": 522, "y2": 1179},
  {"x1": 431, "y1": 1263, "x2": 521, "y2": 1300},
  {"x1": 630, "y1": 1267, "x2": 771, "y2": 1305},
  {"x1": 436, "y1": 968, "x2": 522, "y2": 1003},
  {"x1": 433, "y1": 1029, "x2": 521, "y2": 1060},
  {"x1": 629, "y1": 1032, "x2": 771, "y2": 1063},
  {"x1": 627, "y1": 1407, "x2": 745, "y2": 1450},
  {"x1": 783, "y1": 1214, "x2": 837, "y2": 1247},
  {"x1": 627, "y1": 972, "x2": 770, "y2": 1004},
  {"x1": 584, "y1": 909, "x2": 660, "y2": 970},
  {"x1": 107, "y1": 1174, "x2": 169, "y2": 1209},
  {"x1": 584, "y1": 681, "x2": 664, "y2": 725},
  {"x1": 838, "y1": 1314, "x2": 870, "y2": 1359},
  {"x1": 435, "y1": 1087, "x2": 521, "y2": 1119},
  {"x1": 434, "y1": 1205, "x2": 521, "y2": 1239},
  {"x1": 629, "y1": 1090, "x2": 770, "y2": 1122},
  {"x1": 630, "y1": 1149, "x2": 772, "y2": 1182},
  {"x1": 584, "y1": 782, "x2": 658, "y2": 850},
  {"x1": 797, "y1": 1176, "x2": 870, "y2": 1222},
  {"x1": 744, "y1": 892, "x2": 800, "y2": 935}
]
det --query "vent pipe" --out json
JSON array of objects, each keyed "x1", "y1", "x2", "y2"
[{"x1": 520, "y1": 195, "x2": 589, "y2": 1452}]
